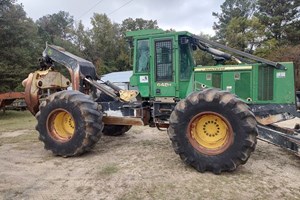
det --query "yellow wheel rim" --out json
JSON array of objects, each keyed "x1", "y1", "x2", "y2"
[
  {"x1": 188, "y1": 112, "x2": 233, "y2": 155},
  {"x1": 47, "y1": 109, "x2": 75, "y2": 142}
]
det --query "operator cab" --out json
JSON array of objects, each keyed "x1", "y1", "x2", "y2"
[{"x1": 127, "y1": 29, "x2": 196, "y2": 99}]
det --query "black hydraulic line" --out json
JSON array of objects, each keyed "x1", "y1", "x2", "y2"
[
  {"x1": 104, "y1": 80, "x2": 122, "y2": 92},
  {"x1": 84, "y1": 77, "x2": 119, "y2": 100},
  {"x1": 193, "y1": 35, "x2": 287, "y2": 70},
  {"x1": 197, "y1": 43, "x2": 232, "y2": 60}
]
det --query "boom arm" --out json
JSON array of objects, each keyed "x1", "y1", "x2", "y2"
[{"x1": 192, "y1": 35, "x2": 287, "y2": 70}]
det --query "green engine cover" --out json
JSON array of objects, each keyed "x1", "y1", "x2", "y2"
[{"x1": 192, "y1": 63, "x2": 295, "y2": 104}]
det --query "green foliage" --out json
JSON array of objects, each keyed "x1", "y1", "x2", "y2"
[
  {"x1": 0, "y1": 0, "x2": 162, "y2": 92},
  {"x1": 213, "y1": 0, "x2": 300, "y2": 61},
  {"x1": 255, "y1": 0, "x2": 300, "y2": 44},
  {"x1": 36, "y1": 11, "x2": 74, "y2": 42},
  {"x1": 1, "y1": 0, "x2": 300, "y2": 95},
  {"x1": 89, "y1": 14, "x2": 120, "y2": 74},
  {"x1": 121, "y1": 17, "x2": 159, "y2": 35},
  {"x1": 0, "y1": 110, "x2": 36, "y2": 132},
  {"x1": 0, "y1": 0, "x2": 42, "y2": 92},
  {"x1": 213, "y1": 0, "x2": 256, "y2": 42},
  {"x1": 225, "y1": 17, "x2": 266, "y2": 51}
]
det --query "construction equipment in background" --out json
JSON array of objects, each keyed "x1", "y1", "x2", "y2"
[{"x1": 0, "y1": 92, "x2": 26, "y2": 112}]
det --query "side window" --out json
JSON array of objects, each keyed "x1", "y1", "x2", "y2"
[
  {"x1": 180, "y1": 44, "x2": 192, "y2": 80},
  {"x1": 136, "y1": 40, "x2": 149, "y2": 73},
  {"x1": 155, "y1": 40, "x2": 173, "y2": 81}
]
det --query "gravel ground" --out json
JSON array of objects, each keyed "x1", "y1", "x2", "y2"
[{"x1": 0, "y1": 126, "x2": 299, "y2": 200}]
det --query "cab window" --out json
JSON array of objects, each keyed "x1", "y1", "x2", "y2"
[
  {"x1": 155, "y1": 40, "x2": 173, "y2": 81},
  {"x1": 136, "y1": 40, "x2": 149, "y2": 73},
  {"x1": 180, "y1": 44, "x2": 192, "y2": 80}
]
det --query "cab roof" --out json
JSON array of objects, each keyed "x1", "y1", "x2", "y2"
[{"x1": 125, "y1": 29, "x2": 193, "y2": 39}]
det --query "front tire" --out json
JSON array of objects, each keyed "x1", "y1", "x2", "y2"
[
  {"x1": 36, "y1": 90, "x2": 103, "y2": 157},
  {"x1": 168, "y1": 89, "x2": 257, "y2": 174}
]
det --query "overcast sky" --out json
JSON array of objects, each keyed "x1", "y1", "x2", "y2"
[{"x1": 17, "y1": 0, "x2": 224, "y2": 35}]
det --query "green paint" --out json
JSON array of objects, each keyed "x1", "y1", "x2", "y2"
[{"x1": 127, "y1": 30, "x2": 295, "y2": 104}]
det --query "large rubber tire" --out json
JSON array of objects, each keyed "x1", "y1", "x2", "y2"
[
  {"x1": 168, "y1": 89, "x2": 257, "y2": 174},
  {"x1": 36, "y1": 90, "x2": 103, "y2": 157},
  {"x1": 102, "y1": 125, "x2": 132, "y2": 136}
]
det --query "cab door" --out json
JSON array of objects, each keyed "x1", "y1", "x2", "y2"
[{"x1": 152, "y1": 38, "x2": 176, "y2": 97}]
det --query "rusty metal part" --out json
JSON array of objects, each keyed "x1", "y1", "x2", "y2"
[
  {"x1": 155, "y1": 123, "x2": 169, "y2": 131},
  {"x1": 119, "y1": 90, "x2": 139, "y2": 102},
  {"x1": 102, "y1": 105, "x2": 150, "y2": 126},
  {"x1": 256, "y1": 113, "x2": 292, "y2": 125},
  {"x1": 70, "y1": 68, "x2": 80, "y2": 91},
  {"x1": 24, "y1": 72, "x2": 39, "y2": 115},
  {"x1": 47, "y1": 109, "x2": 75, "y2": 143},
  {"x1": 0, "y1": 92, "x2": 25, "y2": 109},
  {"x1": 258, "y1": 124, "x2": 300, "y2": 156},
  {"x1": 187, "y1": 111, "x2": 234, "y2": 156},
  {"x1": 36, "y1": 71, "x2": 70, "y2": 89},
  {"x1": 154, "y1": 97, "x2": 175, "y2": 102},
  {"x1": 102, "y1": 116, "x2": 145, "y2": 126},
  {"x1": 23, "y1": 70, "x2": 70, "y2": 115}
]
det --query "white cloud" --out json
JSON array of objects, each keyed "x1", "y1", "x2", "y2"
[{"x1": 17, "y1": 0, "x2": 223, "y2": 36}]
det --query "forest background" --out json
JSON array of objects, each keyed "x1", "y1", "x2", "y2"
[{"x1": 1, "y1": 0, "x2": 299, "y2": 92}]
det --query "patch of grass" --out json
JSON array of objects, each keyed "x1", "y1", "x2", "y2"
[
  {"x1": 141, "y1": 140, "x2": 155, "y2": 146},
  {"x1": 98, "y1": 163, "x2": 119, "y2": 176},
  {"x1": 0, "y1": 132, "x2": 38, "y2": 146},
  {"x1": 0, "y1": 110, "x2": 36, "y2": 132}
]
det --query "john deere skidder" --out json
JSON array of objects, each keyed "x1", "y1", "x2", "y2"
[{"x1": 23, "y1": 29, "x2": 300, "y2": 174}]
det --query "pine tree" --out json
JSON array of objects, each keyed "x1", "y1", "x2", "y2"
[{"x1": 255, "y1": 0, "x2": 300, "y2": 45}]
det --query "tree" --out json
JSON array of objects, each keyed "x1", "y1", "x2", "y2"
[
  {"x1": 0, "y1": 0, "x2": 42, "y2": 92},
  {"x1": 213, "y1": 0, "x2": 256, "y2": 42},
  {"x1": 255, "y1": 0, "x2": 300, "y2": 45},
  {"x1": 225, "y1": 16, "x2": 266, "y2": 51},
  {"x1": 121, "y1": 17, "x2": 158, "y2": 34},
  {"x1": 36, "y1": 11, "x2": 74, "y2": 43},
  {"x1": 89, "y1": 13, "x2": 120, "y2": 74}
]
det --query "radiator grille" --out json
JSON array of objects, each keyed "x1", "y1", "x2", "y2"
[
  {"x1": 212, "y1": 73, "x2": 222, "y2": 88},
  {"x1": 258, "y1": 66, "x2": 274, "y2": 100}
]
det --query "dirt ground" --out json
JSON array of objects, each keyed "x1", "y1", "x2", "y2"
[{"x1": 0, "y1": 125, "x2": 300, "y2": 200}]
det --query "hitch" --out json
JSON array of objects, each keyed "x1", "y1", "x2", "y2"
[{"x1": 257, "y1": 118, "x2": 300, "y2": 156}]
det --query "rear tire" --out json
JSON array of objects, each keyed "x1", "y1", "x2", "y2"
[
  {"x1": 102, "y1": 125, "x2": 132, "y2": 136},
  {"x1": 168, "y1": 89, "x2": 257, "y2": 174},
  {"x1": 36, "y1": 90, "x2": 103, "y2": 157}
]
